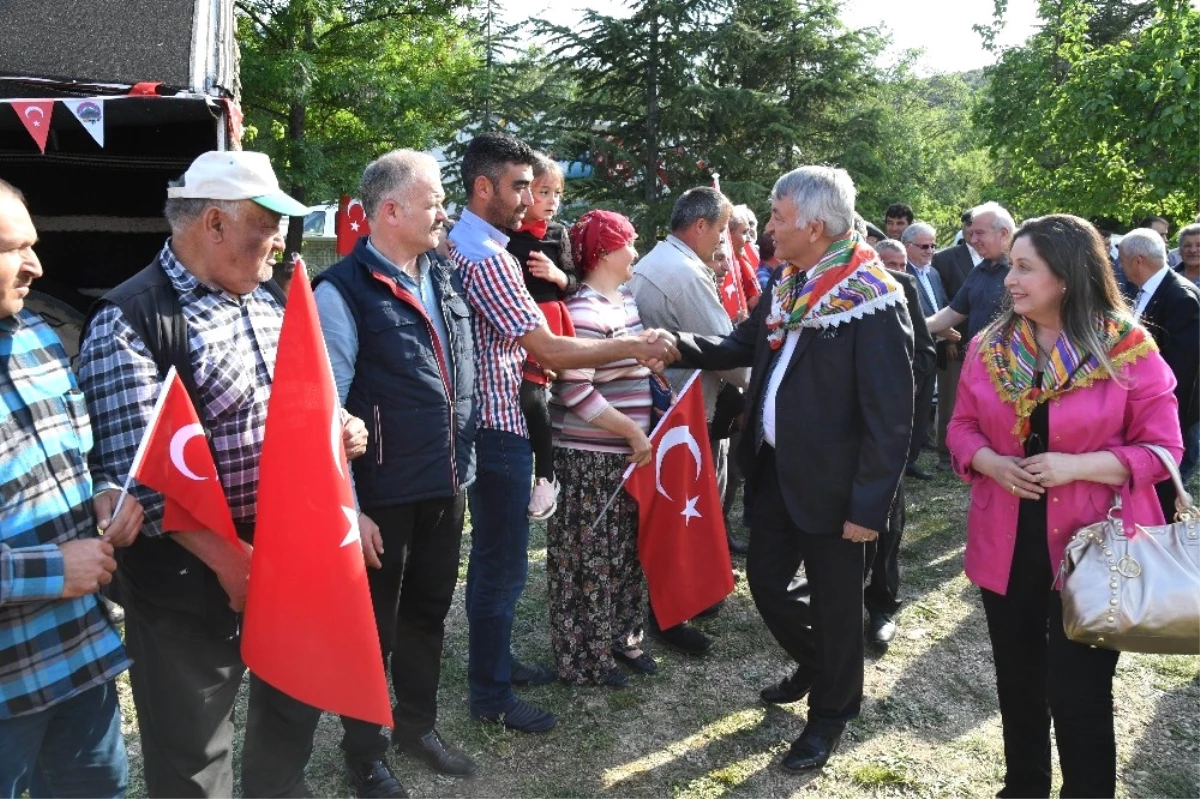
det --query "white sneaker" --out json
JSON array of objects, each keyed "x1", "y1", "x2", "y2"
[{"x1": 528, "y1": 477, "x2": 560, "y2": 520}]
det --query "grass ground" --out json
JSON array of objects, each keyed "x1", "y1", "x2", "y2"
[{"x1": 116, "y1": 452, "x2": 1200, "y2": 797}]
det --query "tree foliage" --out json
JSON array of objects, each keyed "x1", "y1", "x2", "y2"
[
  {"x1": 237, "y1": 0, "x2": 479, "y2": 253},
  {"x1": 975, "y1": 0, "x2": 1199, "y2": 229}
]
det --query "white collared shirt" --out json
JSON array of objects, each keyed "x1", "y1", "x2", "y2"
[
  {"x1": 762, "y1": 328, "x2": 801, "y2": 447},
  {"x1": 1134, "y1": 265, "x2": 1171, "y2": 320}
]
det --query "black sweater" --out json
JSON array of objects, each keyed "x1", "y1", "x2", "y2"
[{"x1": 505, "y1": 222, "x2": 579, "y2": 303}]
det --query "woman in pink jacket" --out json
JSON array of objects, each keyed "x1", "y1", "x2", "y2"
[{"x1": 947, "y1": 214, "x2": 1182, "y2": 799}]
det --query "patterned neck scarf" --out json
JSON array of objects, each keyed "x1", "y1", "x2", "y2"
[
  {"x1": 765, "y1": 232, "x2": 901, "y2": 349},
  {"x1": 984, "y1": 312, "x2": 1156, "y2": 441}
]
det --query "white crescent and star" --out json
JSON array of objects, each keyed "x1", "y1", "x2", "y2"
[
  {"x1": 340, "y1": 505, "x2": 360, "y2": 547},
  {"x1": 169, "y1": 423, "x2": 208, "y2": 481},
  {"x1": 23, "y1": 106, "x2": 44, "y2": 127},
  {"x1": 654, "y1": 425, "x2": 703, "y2": 526},
  {"x1": 724, "y1": 281, "x2": 736, "y2": 297}
]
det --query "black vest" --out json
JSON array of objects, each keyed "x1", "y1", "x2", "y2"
[{"x1": 313, "y1": 241, "x2": 476, "y2": 507}]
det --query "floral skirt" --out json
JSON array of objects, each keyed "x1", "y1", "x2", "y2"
[{"x1": 546, "y1": 447, "x2": 646, "y2": 685}]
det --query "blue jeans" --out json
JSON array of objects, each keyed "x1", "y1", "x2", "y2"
[
  {"x1": 0, "y1": 680, "x2": 127, "y2": 798},
  {"x1": 466, "y1": 428, "x2": 533, "y2": 714}
]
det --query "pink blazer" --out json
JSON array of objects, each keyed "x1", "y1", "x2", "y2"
[{"x1": 947, "y1": 340, "x2": 1184, "y2": 596}]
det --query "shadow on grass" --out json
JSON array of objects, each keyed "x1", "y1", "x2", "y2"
[{"x1": 1124, "y1": 669, "x2": 1200, "y2": 798}]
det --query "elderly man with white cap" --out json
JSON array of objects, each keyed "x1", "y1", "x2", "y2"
[{"x1": 77, "y1": 151, "x2": 367, "y2": 798}]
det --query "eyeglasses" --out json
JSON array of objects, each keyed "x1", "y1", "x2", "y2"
[{"x1": 914, "y1": 243, "x2": 936, "y2": 251}]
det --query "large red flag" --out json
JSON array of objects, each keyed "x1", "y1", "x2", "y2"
[
  {"x1": 241, "y1": 265, "x2": 392, "y2": 727},
  {"x1": 624, "y1": 373, "x2": 734, "y2": 628},
  {"x1": 335, "y1": 195, "x2": 370, "y2": 256},
  {"x1": 128, "y1": 366, "x2": 239, "y2": 546}
]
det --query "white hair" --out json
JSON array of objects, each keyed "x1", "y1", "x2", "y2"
[
  {"x1": 969, "y1": 201, "x2": 1015, "y2": 235},
  {"x1": 901, "y1": 221, "x2": 936, "y2": 243},
  {"x1": 771, "y1": 166, "x2": 856, "y2": 238},
  {"x1": 729, "y1": 204, "x2": 757, "y2": 229},
  {"x1": 1180, "y1": 222, "x2": 1200, "y2": 242},
  {"x1": 874, "y1": 239, "x2": 906, "y2": 259},
  {"x1": 1119, "y1": 228, "x2": 1168, "y2": 265},
  {"x1": 360, "y1": 149, "x2": 441, "y2": 219}
]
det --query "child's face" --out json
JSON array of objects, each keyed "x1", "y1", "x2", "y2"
[{"x1": 528, "y1": 175, "x2": 563, "y2": 222}]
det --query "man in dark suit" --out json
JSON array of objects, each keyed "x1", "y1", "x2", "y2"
[
  {"x1": 930, "y1": 210, "x2": 977, "y2": 466},
  {"x1": 1120, "y1": 229, "x2": 1200, "y2": 517},
  {"x1": 871, "y1": 239, "x2": 937, "y2": 645},
  {"x1": 898, "y1": 222, "x2": 946, "y2": 480},
  {"x1": 670, "y1": 166, "x2": 914, "y2": 773}
]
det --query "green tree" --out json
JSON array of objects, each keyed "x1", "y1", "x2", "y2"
[
  {"x1": 237, "y1": 0, "x2": 479, "y2": 260},
  {"x1": 975, "y1": 0, "x2": 1199, "y2": 229}
]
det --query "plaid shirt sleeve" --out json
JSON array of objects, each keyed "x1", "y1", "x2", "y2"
[
  {"x1": 0, "y1": 543, "x2": 65, "y2": 605},
  {"x1": 77, "y1": 303, "x2": 167, "y2": 537},
  {"x1": 463, "y1": 252, "x2": 545, "y2": 339}
]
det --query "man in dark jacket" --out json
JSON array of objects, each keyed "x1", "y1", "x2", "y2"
[
  {"x1": 314, "y1": 150, "x2": 478, "y2": 797},
  {"x1": 674, "y1": 166, "x2": 914, "y2": 774},
  {"x1": 930, "y1": 210, "x2": 978, "y2": 466}
]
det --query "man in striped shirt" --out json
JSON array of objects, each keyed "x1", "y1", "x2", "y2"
[
  {"x1": 449, "y1": 133, "x2": 678, "y2": 734},
  {"x1": 0, "y1": 179, "x2": 145, "y2": 797}
]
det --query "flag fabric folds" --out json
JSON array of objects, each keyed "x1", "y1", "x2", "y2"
[
  {"x1": 624, "y1": 372, "x2": 735, "y2": 628},
  {"x1": 241, "y1": 266, "x2": 392, "y2": 727}
]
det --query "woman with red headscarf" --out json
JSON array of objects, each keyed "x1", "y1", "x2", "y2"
[{"x1": 547, "y1": 210, "x2": 657, "y2": 687}]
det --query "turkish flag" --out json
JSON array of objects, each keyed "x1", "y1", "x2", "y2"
[
  {"x1": 241, "y1": 265, "x2": 392, "y2": 727},
  {"x1": 624, "y1": 373, "x2": 734, "y2": 628},
  {"x1": 128, "y1": 366, "x2": 239, "y2": 546},
  {"x1": 12, "y1": 101, "x2": 54, "y2": 153},
  {"x1": 720, "y1": 267, "x2": 747, "y2": 320},
  {"x1": 335, "y1": 195, "x2": 370, "y2": 256}
]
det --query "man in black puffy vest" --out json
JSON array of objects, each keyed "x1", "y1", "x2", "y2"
[{"x1": 313, "y1": 149, "x2": 478, "y2": 798}]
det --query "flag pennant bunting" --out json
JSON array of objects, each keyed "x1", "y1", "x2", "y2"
[{"x1": 62, "y1": 98, "x2": 105, "y2": 147}]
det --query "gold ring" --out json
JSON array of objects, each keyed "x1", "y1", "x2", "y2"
[{"x1": 1010, "y1": 484, "x2": 1016, "y2": 494}]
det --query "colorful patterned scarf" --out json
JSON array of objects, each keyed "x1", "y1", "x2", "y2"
[
  {"x1": 984, "y1": 312, "x2": 1157, "y2": 441},
  {"x1": 765, "y1": 232, "x2": 903, "y2": 349}
]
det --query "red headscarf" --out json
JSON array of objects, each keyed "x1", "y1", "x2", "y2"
[{"x1": 569, "y1": 210, "x2": 637, "y2": 275}]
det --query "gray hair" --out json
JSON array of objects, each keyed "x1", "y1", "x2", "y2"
[
  {"x1": 771, "y1": 166, "x2": 856, "y2": 238},
  {"x1": 0, "y1": 177, "x2": 26, "y2": 208},
  {"x1": 1118, "y1": 228, "x2": 1168, "y2": 266},
  {"x1": 729, "y1": 204, "x2": 757, "y2": 229},
  {"x1": 163, "y1": 178, "x2": 242, "y2": 231},
  {"x1": 901, "y1": 221, "x2": 936, "y2": 243},
  {"x1": 670, "y1": 187, "x2": 732, "y2": 233},
  {"x1": 1179, "y1": 222, "x2": 1200, "y2": 242},
  {"x1": 874, "y1": 239, "x2": 906, "y2": 259},
  {"x1": 969, "y1": 201, "x2": 1015, "y2": 235},
  {"x1": 360, "y1": 149, "x2": 441, "y2": 220}
]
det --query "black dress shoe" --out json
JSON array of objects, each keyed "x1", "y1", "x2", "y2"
[
  {"x1": 511, "y1": 660, "x2": 556, "y2": 687},
  {"x1": 395, "y1": 729, "x2": 477, "y2": 777},
  {"x1": 868, "y1": 611, "x2": 897, "y2": 645},
  {"x1": 781, "y1": 726, "x2": 844, "y2": 772},
  {"x1": 345, "y1": 758, "x2": 407, "y2": 798},
  {"x1": 648, "y1": 619, "x2": 712, "y2": 655},
  {"x1": 759, "y1": 668, "x2": 813, "y2": 704},
  {"x1": 905, "y1": 464, "x2": 934, "y2": 480},
  {"x1": 600, "y1": 668, "x2": 630, "y2": 688},
  {"x1": 472, "y1": 697, "x2": 557, "y2": 733},
  {"x1": 727, "y1": 533, "x2": 749, "y2": 555},
  {"x1": 612, "y1": 647, "x2": 658, "y2": 675}
]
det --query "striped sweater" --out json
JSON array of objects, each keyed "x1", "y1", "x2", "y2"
[{"x1": 550, "y1": 285, "x2": 651, "y2": 453}]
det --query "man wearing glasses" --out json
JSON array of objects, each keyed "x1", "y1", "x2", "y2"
[{"x1": 901, "y1": 222, "x2": 947, "y2": 481}]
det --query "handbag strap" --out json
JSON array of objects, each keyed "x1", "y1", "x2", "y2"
[{"x1": 1142, "y1": 443, "x2": 1198, "y2": 521}]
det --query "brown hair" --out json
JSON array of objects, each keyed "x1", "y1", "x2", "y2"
[{"x1": 531, "y1": 152, "x2": 564, "y2": 191}]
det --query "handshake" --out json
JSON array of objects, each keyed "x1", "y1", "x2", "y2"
[{"x1": 632, "y1": 329, "x2": 681, "y2": 372}]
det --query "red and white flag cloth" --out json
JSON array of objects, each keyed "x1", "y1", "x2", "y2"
[
  {"x1": 12, "y1": 101, "x2": 54, "y2": 153},
  {"x1": 241, "y1": 264, "x2": 392, "y2": 727},
  {"x1": 335, "y1": 195, "x2": 371, "y2": 256},
  {"x1": 126, "y1": 366, "x2": 239, "y2": 545},
  {"x1": 624, "y1": 372, "x2": 734, "y2": 628}
]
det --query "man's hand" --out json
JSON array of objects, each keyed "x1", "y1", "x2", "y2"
[
  {"x1": 633, "y1": 329, "x2": 679, "y2": 372},
  {"x1": 937, "y1": 329, "x2": 962, "y2": 343},
  {"x1": 342, "y1": 412, "x2": 368, "y2": 461},
  {"x1": 359, "y1": 512, "x2": 384, "y2": 569},
  {"x1": 60, "y1": 538, "x2": 117, "y2": 598},
  {"x1": 94, "y1": 489, "x2": 144, "y2": 548},
  {"x1": 214, "y1": 540, "x2": 253, "y2": 612},
  {"x1": 842, "y1": 521, "x2": 879, "y2": 544},
  {"x1": 527, "y1": 251, "x2": 568, "y2": 290}
]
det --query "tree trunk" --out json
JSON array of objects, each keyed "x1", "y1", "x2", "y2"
[
  {"x1": 644, "y1": 3, "x2": 660, "y2": 205},
  {"x1": 276, "y1": 11, "x2": 315, "y2": 293}
]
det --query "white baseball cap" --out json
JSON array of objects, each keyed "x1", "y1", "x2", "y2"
[{"x1": 167, "y1": 151, "x2": 309, "y2": 216}]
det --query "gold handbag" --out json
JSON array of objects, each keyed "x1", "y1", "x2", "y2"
[{"x1": 1059, "y1": 444, "x2": 1200, "y2": 654}]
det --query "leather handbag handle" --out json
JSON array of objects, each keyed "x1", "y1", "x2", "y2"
[{"x1": 1142, "y1": 443, "x2": 1198, "y2": 520}]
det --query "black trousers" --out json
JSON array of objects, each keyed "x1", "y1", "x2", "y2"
[
  {"x1": 980, "y1": 522, "x2": 1120, "y2": 798},
  {"x1": 864, "y1": 481, "x2": 904, "y2": 615},
  {"x1": 341, "y1": 493, "x2": 466, "y2": 760},
  {"x1": 123, "y1": 601, "x2": 320, "y2": 798},
  {"x1": 747, "y1": 448, "x2": 865, "y2": 727},
  {"x1": 520, "y1": 379, "x2": 554, "y2": 481},
  {"x1": 909, "y1": 369, "x2": 936, "y2": 465}
]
